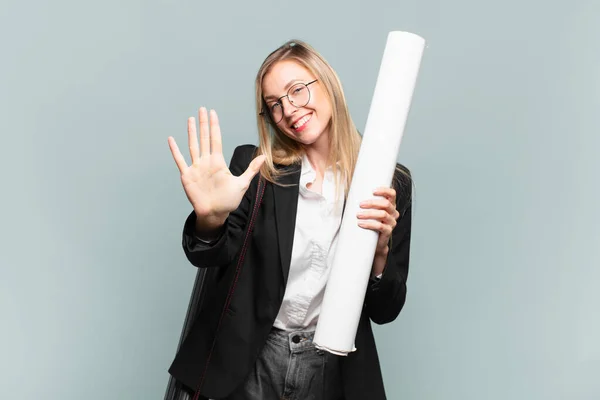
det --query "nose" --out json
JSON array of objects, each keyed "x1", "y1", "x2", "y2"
[{"x1": 281, "y1": 96, "x2": 297, "y2": 119}]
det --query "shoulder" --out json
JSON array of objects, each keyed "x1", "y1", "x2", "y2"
[{"x1": 232, "y1": 144, "x2": 258, "y2": 160}]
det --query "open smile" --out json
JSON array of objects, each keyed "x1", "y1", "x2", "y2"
[{"x1": 291, "y1": 113, "x2": 312, "y2": 131}]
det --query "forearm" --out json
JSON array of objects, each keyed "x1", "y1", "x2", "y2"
[
  {"x1": 366, "y1": 205, "x2": 411, "y2": 324},
  {"x1": 365, "y1": 261, "x2": 408, "y2": 324},
  {"x1": 181, "y1": 145, "x2": 258, "y2": 268}
]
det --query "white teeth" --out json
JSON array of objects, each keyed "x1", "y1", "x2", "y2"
[{"x1": 292, "y1": 114, "x2": 311, "y2": 129}]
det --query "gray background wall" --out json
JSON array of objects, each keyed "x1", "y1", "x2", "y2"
[{"x1": 1, "y1": 0, "x2": 599, "y2": 399}]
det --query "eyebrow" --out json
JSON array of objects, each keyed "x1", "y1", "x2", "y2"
[{"x1": 263, "y1": 79, "x2": 303, "y2": 101}]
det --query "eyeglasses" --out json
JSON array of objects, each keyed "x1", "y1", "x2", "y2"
[{"x1": 260, "y1": 79, "x2": 318, "y2": 124}]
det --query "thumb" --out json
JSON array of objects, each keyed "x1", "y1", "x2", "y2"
[{"x1": 240, "y1": 154, "x2": 266, "y2": 185}]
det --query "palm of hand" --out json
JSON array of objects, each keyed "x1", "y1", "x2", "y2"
[{"x1": 168, "y1": 107, "x2": 265, "y2": 222}]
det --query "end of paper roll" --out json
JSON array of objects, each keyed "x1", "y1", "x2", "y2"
[
  {"x1": 314, "y1": 343, "x2": 357, "y2": 356},
  {"x1": 388, "y1": 30, "x2": 426, "y2": 43}
]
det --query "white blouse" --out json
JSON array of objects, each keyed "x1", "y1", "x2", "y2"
[{"x1": 272, "y1": 154, "x2": 346, "y2": 331}]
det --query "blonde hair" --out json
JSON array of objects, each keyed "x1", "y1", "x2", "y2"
[
  {"x1": 253, "y1": 39, "x2": 411, "y2": 204},
  {"x1": 254, "y1": 39, "x2": 361, "y2": 197}
]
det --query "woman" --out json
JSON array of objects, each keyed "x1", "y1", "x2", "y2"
[{"x1": 167, "y1": 39, "x2": 412, "y2": 400}]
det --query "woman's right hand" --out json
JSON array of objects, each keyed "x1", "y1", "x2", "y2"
[{"x1": 168, "y1": 107, "x2": 266, "y2": 233}]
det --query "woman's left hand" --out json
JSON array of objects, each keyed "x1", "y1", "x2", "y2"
[{"x1": 357, "y1": 187, "x2": 399, "y2": 277}]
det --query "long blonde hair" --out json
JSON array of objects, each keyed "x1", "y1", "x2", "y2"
[{"x1": 254, "y1": 39, "x2": 361, "y2": 196}]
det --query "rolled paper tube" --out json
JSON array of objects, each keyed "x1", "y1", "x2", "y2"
[{"x1": 313, "y1": 31, "x2": 425, "y2": 355}]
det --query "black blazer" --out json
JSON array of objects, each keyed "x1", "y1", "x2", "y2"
[{"x1": 168, "y1": 144, "x2": 412, "y2": 400}]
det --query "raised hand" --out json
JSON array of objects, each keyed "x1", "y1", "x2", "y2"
[{"x1": 168, "y1": 107, "x2": 266, "y2": 233}]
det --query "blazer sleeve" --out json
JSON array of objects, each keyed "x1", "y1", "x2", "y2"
[
  {"x1": 180, "y1": 144, "x2": 259, "y2": 268},
  {"x1": 364, "y1": 165, "x2": 413, "y2": 325}
]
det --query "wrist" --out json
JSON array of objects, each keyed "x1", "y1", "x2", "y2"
[
  {"x1": 194, "y1": 212, "x2": 228, "y2": 237},
  {"x1": 371, "y1": 252, "x2": 388, "y2": 278}
]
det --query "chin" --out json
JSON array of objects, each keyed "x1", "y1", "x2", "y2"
[
  {"x1": 291, "y1": 130, "x2": 323, "y2": 146},
  {"x1": 289, "y1": 125, "x2": 326, "y2": 143}
]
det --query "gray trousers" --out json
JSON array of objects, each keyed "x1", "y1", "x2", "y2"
[{"x1": 227, "y1": 327, "x2": 344, "y2": 399}]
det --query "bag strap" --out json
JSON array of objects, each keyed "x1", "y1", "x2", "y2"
[{"x1": 192, "y1": 175, "x2": 266, "y2": 400}]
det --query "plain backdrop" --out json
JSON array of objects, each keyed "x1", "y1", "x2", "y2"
[{"x1": 1, "y1": 0, "x2": 599, "y2": 399}]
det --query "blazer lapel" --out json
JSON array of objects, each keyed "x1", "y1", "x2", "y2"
[{"x1": 272, "y1": 163, "x2": 301, "y2": 285}]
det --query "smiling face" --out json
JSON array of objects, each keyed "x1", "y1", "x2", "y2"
[{"x1": 262, "y1": 60, "x2": 333, "y2": 148}]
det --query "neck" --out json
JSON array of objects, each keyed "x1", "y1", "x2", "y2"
[{"x1": 303, "y1": 132, "x2": 330, "y2": 177}]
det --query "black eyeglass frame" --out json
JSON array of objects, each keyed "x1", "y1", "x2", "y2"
[{"x1": 259, "y1": 79, "x2": 319, "y2": 124}]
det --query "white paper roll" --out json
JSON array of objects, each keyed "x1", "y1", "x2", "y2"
[{"x1": 313, "y1": 31, "x2": 425, "y2": 355}]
